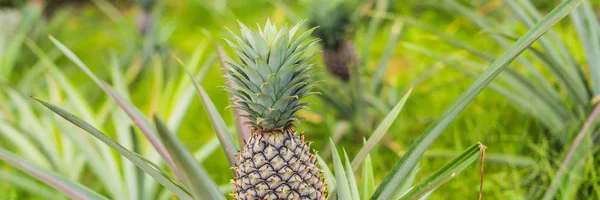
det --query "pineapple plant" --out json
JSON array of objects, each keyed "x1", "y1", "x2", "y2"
[
  {"x1": 0, "y1": 0, "x2": 581, "y2": 198},
  {"x1": 308, "y1": 0, "x2": 359, "y2": 81},
  {"x1": 224, "y1": 20, "x2": 327, "y2": 199},
  {"x1": 408, "y1": 0, "x2": 599, "y2": 198}
]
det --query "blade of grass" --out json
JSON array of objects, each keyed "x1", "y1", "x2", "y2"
[
  {"x1": 361, "y1": 153, "x2": 375, "y2": 200},
  {"x1": 31, "y1": 45, "x2": 127, "y2": 194},
  {"x1": 543, "y1": 102, "x2": 600, "y2": 199},
  {"x1": 174, "y1": 55, "x2": 239, "y2": 167},
  {"x1": 446, "y1": 0, "x2": 589, "y2": 105},
  {"x1": 570, "y1": 0, "x2": 600, "y2": 97},
  {"x1": 25, "y1": 39, "x2": 100, "y2": 126},
  {"x1": 0, "y1": 171, "x2": 62, "y2": 199},
  {"x1": 27, "y1": 40, "x2": 130, "y2": 184},
  {"x1": 0, "y1": 122, "x2": 49, "y2": 168},
  {"x1": 0, "y1": 149, "x2": 109, "y2": 200},
  {"x1": 167, "y1": 50, "x2": 216, "y2": 132},
  {"x1": 7, "y1": 90, "x2": 60, "y2": 168},
  {"x1": 370, "y1": 1, "x2": 583, "y2": 199},
  {"x1": 48, "y1": 36, "x2": 180, "y2": 178},
  {"x1": 351, "y1": 88, "x2": 412, "y2": 170},
  {"x1": 33, "y1": 98, "x2": 193, "y2": 200},
  {"x1": 154, "y1": 117, "x2": 226, "y2": 200},
  {"x1": 317, "y1": 154, "x2": 336, "y2": 195},
  {"x1": 0, "y1": 2, "x2": 41, "y2": 80},
  {"x1": 517, "y1": 0, "x2": 580, "y2": 71},
  {"x1": 343, "y1": 149, "x2": 360, "y2": 200},
  {"x1": 398, "y1": 143, "x2": 484, "y2": 200},
  {"x1": 107, "y1": 55, "x2": 139, "y2": 200},
  {"x1": 401, "y1": 4, "x2": 560, "y2": 102},
  {"x1": 330, "y1": 139, "x2": 352, "y2": 200},
  {"x1": 400, "y1": 15, "x2": 559, "y2": 102},
  {"x1": 53, "y1": 115, "x2": 125, "y2": 199},
  {"x1": 404, "y1": 43, "x2": 571, "y2": 134},
  {"x1": 361, "y1": 0, "x2": 387, "y2": 63},
  {"x1": 370, "y1": 20, "x2": 404, "y2": 92},
  {"x1": 575, "y1": 0, "x2": 600, "y2": 97},
  {"x1": 392, "y1": 163, "x2": 419, "y2": 200},
  {"x1": 112, "y1": 114, "x2": 138, "y2": 200},
  {"x1": 147, "y1": 55, "x2": 164, "y2": 116}
]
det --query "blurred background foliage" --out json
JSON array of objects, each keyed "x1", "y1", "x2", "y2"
[{"x1": 0, "y1": 0, "x2": 597, "y2": 199}]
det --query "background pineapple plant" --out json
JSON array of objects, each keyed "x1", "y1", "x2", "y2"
[
  {"x1": 407, "y1": 0, "x2": 600, "y2": 198},
  {"x1": 225, "y1": 21, "x2": 326, "y2": 199},
  {"x1": 308, "y1": 0, "x2": 360, "y2": 81}
]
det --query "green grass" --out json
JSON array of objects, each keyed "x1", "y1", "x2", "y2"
[{"x1": 0, "y1": 0, "x2": 588, "y2": 199}]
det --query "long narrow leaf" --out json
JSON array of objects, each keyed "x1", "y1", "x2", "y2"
[
  {"x1": 399, "y1": 143, "x2": 484, "y2": 200},
  {"x1": 370, "y1": 1, "x2": 583, "y2": 199},
  {"x1": 154, "y1": 117, "x2": 226, "y2": 200},
  {"x1": 330, "y1": 139, "x2": 352, "y2": 200},
  {"x1": 392, "y1": 163, "x2": 419, "y2": 200},
  {"x1": 33, "y1": 98, "x2": 193, "y2": 200},
  {"x1": 0, "y1": 171, "x2": 62, "y2": 199},
  {"x1": 370, "y1": 20, "x2": 404, "y2": 92},
  {"x1": 317, "y1": 154, "x2": 336, "y2": 195},
  {"x1": 351, "y1": 88, "x2": 411, "y2": 170},
  {"x1": 47, "y1": 36, "x2": 180, "y2": 177},
  {"x1": 361, "y1": 154, "x2": 375, "y2": 200},
  {"x1": 175, "y1": 56, "x2": 239, "y2": 167},
  {"x1": 343, "y1": 149, "x2": 360, "y2": 200},
  {"x1": 0, "y1": 149, "x2": 109, "y2": 200},
  {"x1": 0, "y1": 2, "x2": 41, "y2": 79},
  {"x1": 543, "y1": 102, "x2": 600, "y2": 199}
]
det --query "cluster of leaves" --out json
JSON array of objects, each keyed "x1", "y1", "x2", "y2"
[
  {"x1": 0, "y1": 0, "x2": 587, "y2": 199},
  {"x1": 401, "y1": 0, "x2": 599, "y2": 198}
]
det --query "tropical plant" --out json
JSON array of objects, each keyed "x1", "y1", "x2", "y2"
[
  {"x1": 223, "y1": 20, "x2": 328, "y2": 199},
  {"x1": 0, "y1": 0, "x2": 581, "y2": 197},
  {"x1": 0, "y1": 0, "x2": 227, "y2": 198},
  {"x1": 0, "y1": 35, "x2": 222, "y2": 199},
  {"x1": 288, "y1": 0, "x2": 413, "y2": 147},
  {"x1": 307, "y1": 0, "x2": 360, "y2": 81},
  {"x1": 400, "y1": 0, "x2": 598, "y2": 198},
  {"x1": 1, "y1": 0, "x2": 43, "y2": 83}
]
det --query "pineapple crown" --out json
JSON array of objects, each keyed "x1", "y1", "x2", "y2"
[
  {"x1": 308, "y1": 0, "x2": 359, "y2": 49},
  {"x1": 224, "y1": 20, "x2": 320, "y2": 132}
]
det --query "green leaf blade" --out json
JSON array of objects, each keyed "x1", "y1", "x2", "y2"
[
  {"x1": 0, "y1": 149, "x2": 109, "y2": 200},
  {"x1": 370, "y1": 0, "x2": 583, "y2": 199},
  {"x1": 33, "y1": 98, "x2": 193, "y2": 200},
  {"x1": 154, "y1": 117, "x2": 226, "y2": 200},
  {"x1": 48, "y1": 36, "x2": 180, "y2": 177},
  {"x1": 351, "y1": 88, "x2": 412, "y2": 170},
  {"x1": 399, "y1": 143, "x2": 483, "y2": 200},
  {"x1": 179, "y1": 59, "x2": 239, "y2": 167},
  {"x1": 330, "y1": 139, "x2": 352, "y2": 200},
  {"x1": 342, "y1": 149, "x2": 360, "y2": 200},
  {"x1": 361, "y1": 154, "x2": 375, "y2": 200}
]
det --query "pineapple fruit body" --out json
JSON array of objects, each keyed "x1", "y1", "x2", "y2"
[{"x1": 233, "y1": 129, "x2": 326, "y2": 199}]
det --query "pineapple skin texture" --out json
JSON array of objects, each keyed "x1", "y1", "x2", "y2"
[{"x1": 232, "y1": 129, "x2": 326, "y2": 200}]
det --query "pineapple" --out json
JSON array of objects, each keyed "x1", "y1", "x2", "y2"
[
  {"x1": 308, "y1": 0, "x2": 359, "y2": 81},
  {"x1": 225, "y1": 20, "x2": 326, "y2": 199}
]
